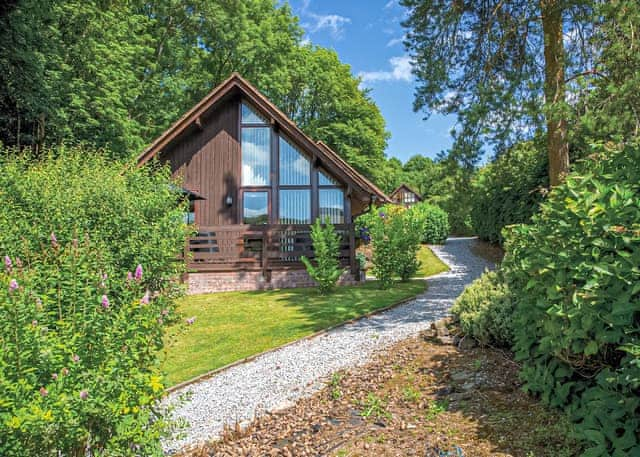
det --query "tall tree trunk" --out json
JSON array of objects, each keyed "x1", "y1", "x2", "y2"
[{"x1": 541, "y1": 0, "x2": 570, "y2": 186}]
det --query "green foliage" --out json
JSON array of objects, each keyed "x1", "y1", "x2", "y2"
[
  {"x1": 451, "y1": 271, "x2": 514, "y2": 348},
  {"x1": 0, "y1": 239, "x2": 170, "y2": 456},
  {"x1": 502, "y1": 143, "x2": 640, "y2": 456},
  {"x1": 411, "y1": 202, "x2": 449, "y2": 244},
  {"x1": 301, "y1": 218, "x2": 344, "y2": 294},
  {"x1": 0, "y1": 145, "x2": 189, "y2": 292},
  {"x1": 470, "y1": 141, "x2": 549, "y2": 244},
  {"x1": 358, "y1": 205, "x2": 424, "y2": 287}
]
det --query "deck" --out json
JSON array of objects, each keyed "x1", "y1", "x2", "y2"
[{"x1": 186, "y1": 224, "x2": 357, "y2": 274}]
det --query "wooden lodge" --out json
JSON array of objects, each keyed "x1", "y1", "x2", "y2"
[
  {"x1": 137, "y1": 73, "x2": 390, "y2": 293},
  {"x1": 390, "y1": 183, "x2": 422, "y2": 208}
]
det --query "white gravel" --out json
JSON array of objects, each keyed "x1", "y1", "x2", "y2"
[{"x1": 163, "y1": 237, "x2": 493, "y2": 453}]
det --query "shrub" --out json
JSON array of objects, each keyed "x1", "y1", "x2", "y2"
[
  {"x1": 0, "y1": 239, "x2": 171, "y2": 456},
  {"x1": 502, "y1": 142, "x2": 640, "y2": 456},
  {"x1": 0, "y1": 146, "x2": 189, "y2": 292},
  {"x1": 357, "y1": 205, "x2": 424, "y2": 287},
  {"x1": 451, "y1": 270, "x2": 514, "y2": 348},
  {"x1": 411, "y1": 202, "x2": 449, "y2": 244},
  {"x1": 301, "y1": 218, "x2": 344, "y2": 294},
  {"x1": 0, "y1": 146, "x2": 188, "y2": 455},
  {"x1": 470, "y1": 141, "x2": 548, "y2": 244}
]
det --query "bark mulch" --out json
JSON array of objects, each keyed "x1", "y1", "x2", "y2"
[{"x1": 179, "y1": 323, "x2": 580, "y2": 457}]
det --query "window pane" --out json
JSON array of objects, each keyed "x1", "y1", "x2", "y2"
[
  {"x1": 319, "y1": 188, "x2": 344, "y2": 224},
  {"x1": 243, "y1": 192, "x2": 268, "y2": 224},
  {"x1": 279, "y1": 137, "x2": 310, "y2": 185},
  {"x1": 242, "y1": 127, "x2": 271, "y2": 186},
  {"x1": 279, "y1": 189, "x2": 311, "y2": 224},
  {"x1": 319, "y1": 169, "x2": 338, "y2": 186},
  {"x1": 241, "y1": 102, "x2": 267, "y2": 124}
]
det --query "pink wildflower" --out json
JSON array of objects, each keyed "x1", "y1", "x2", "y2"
[
  {"x1": 186, "y1": 316, "x2": 196, "y2": 325},
  {"x1": 79, "y1": 390, "x2": 88, "y2": 400},
  {"x1": 39, "y1": 387, "x2": 48, "y2": 397},
  {"x1": 61, "y1": 367, "x2": 69, "y2": 376},
  {"x1": 134, "y1": 264, "x2": 143, "y2": 281},
  {"x1": 50, "y1": 232, "x2": 58, "y2": 248},
  {"x1": 140, "y1": 292, "x2": 150, "y2": 305},
  {"x1": 72, "y1": 354, "x2": 80, "y2": 363},
  {"x1": 101, "y1": 294, "x2": 110, "y2": 309},
  {"x1": 127, "y1": 271, "x2": 133, "y2": 282},
  {"x1": 161, "y1": 309, "x2": 169, "y2": 316},
  {"x1": 9, "y1": 279, "x2": 18, "y2": 293},
  {"x1": 51, "y1": 373, "x2": 58, "y2": 380},
  {"x1": 157, "y1": 317, "x2": 164, "y2": 325},
  {"x1": 4, "y1": 255, "x2": 11, "y2": 271}
]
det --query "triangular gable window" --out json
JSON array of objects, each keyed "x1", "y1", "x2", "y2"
[
  {"x1": 279, "y1": 137, "x2": 310, "y2": 185},
  {"x1": 319, "y1": 169, "x2": 339, "y2": 186},
  {"x1": 241, "y1": 102, "x2": 268, "y2": 124}
]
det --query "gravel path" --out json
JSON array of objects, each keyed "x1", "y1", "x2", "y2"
[{"x1": 164, "y1": 237, "x2": 493, "y2": 453}]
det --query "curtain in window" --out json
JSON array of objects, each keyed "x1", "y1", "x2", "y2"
[
  {"x1": 279, "y1": 189, "x2": 311, "y2": 224},
  {"x1": 241, "y1": 127, "x2": 270, "y2": 186},
  {"x1": 319, "y1": 188, "x2": 344, "y2": 224},
  {"x1": 279, "y1": 137, "x2": 310, "y2": 185}
]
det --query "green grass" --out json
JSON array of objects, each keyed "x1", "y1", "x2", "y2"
[
  {"x1": 416, "y1": 244, "x2": 449, "y2": 277},
  {"x1": 162, "y1": 280, "x2": 426, "y2": 385}
]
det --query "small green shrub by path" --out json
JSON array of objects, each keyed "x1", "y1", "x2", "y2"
[
  {"x1": 162, "y1": 280, "x2": 426, "y2": 385},
  {"x1": 451, "y1": 270, "x2": 514, "y2": 348},
  {"x1": 503, "y1": 142, "x2": 640, "y2": 456},
  {"x1": 410, "y1": 202, "x2": 450, "y2": 244},
  {"x1": 301, "y1": 218, "x2": 344, "y2": 294}
]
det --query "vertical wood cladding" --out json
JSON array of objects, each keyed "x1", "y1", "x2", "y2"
[{"x1": 161, "y1": 100, "x2": 240, "y2": 226}]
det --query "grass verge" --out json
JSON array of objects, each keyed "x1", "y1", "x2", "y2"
[
  {"x1": 162, "y1": 280, "x2": 426, "y2": 385},
  {"x1": 416, "y1": 244, "x2": 449, "y2": 277}
]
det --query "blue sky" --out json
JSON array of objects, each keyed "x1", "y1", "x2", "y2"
[{"x1": 286, "y1": 0, "x2": 456, "y2": 163}]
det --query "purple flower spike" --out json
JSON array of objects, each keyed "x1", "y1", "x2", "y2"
[
  {"x1": 140, "y1": 292, "x2": 150, "y2": 305},
  {"x1": 379, "y1": 211, "x2": 386, "y2": 218},
  {"x1": 4, "y1": 255, "x2": 12, "y2": 271},
  {"x1": 79, "y1": 390, "x2": 88, "y2": 400},
  {"x1": 72, "y1": 354, "x2": 80, "y2": 363},
  {"x1": 186, "y1": 316, "x2": 196, "y2": 325},
  {"x1": 127, "y1": 271, "x2": 133, "y2": 282},
  {"x1": 40, "y1": 387, "x2": 48, "y2": 397},
  {"x1": 50, "y1": 232, "x2": 58, "y2": 248},
  {"x1": 134, "y1": 264, "x2": 143, "y2": 281},
  {"x1": 101, "y1": 295, "x2": 110, "y2": 309},
  {"x1": 9, "y1": 279, "x2": 18, "y2": 293}
]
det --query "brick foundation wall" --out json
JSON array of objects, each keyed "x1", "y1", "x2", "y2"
[{"x1": 187, "y1": 269, "x2": 362, "y2": 294}]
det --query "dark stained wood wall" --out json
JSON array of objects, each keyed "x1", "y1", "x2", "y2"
[{"x1": 161, "y1": 99, "x2": 240, "y2": 226}]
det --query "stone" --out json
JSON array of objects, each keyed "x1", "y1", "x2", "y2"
[{"x1": 457, "y1": 335, "x2": 478, "y2": 350}]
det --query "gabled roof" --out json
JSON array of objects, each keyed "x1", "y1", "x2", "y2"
[
  {"x1": 137, "y1": 72, "x2": 390, "y2": 203},
  {"x1": 390, "y1": 183, "x2": 423, "y2": 201}
]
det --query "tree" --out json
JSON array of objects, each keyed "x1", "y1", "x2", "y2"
[{"x1": 401, "y1": 0, "x2": 596, "y2": 185}]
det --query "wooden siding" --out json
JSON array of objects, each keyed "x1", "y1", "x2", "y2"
[{"x1": 161, "y1": 99, "x2": 240, "y2": 226}]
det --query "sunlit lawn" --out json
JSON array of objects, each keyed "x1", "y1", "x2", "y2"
[
  {"x1": 416, "y1": 244, "x2": 449, "y2": 277},
  {"x1": 162, "y1": 280, "x2": 426, "y2": 385}
]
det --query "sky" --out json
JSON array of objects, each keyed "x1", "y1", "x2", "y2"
[{"x1": 286, "y1": 0, "x2": 456, "y2": 163}]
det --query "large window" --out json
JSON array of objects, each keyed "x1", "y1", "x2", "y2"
[
  {"x1": 278, "y1": 136, "x2": 311, "y2": 224},
  {"x1": 241, "y1": 127, "x2": 270, "y2": 186},
  {"x1": 243, "y1": 191, "x2": 268, "y2": 224},
  {"x1": 279, "y1": 137, "x2": 310, "y2": 185},
  {"x1": 279, "y1": 189, "x2": 311, "y2": 224},
  {"x1": 318, "y1": 169, "x2": 344, "y2": 224}
]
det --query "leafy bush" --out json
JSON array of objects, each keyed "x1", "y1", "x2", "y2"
[
  {"x1": 470, "y1": 141, "x2": 548, "y2": 244},
  {"x1": 0, "y1": 146, "x2": 188, "y2": 455},
  {"x1": 502, "y1": 143, "x2": 640, "y2": 456},
  {"x1": 0, "y1": 146, "x2": 189, "y2": 292},
  {"x1": 301, "y1": 218, "x2": 345, "y2": 294},
  {"x1": 451, "y1": 270, "x2": 514, "y2": 347},
  {"x1": 0, "y1": 238, "x2": 172, "y2": 456},
  {"x1": 411, "y1": 202, "x2": 450, "y2": 244},
  {"x1": 357, "y1": 205, "x2": 424, "y2": 287}
]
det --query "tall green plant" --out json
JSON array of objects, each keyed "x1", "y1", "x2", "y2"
[
  {"x1": 410, "y1": 202, "x2": 449, "y2": 244},
  {"x1": 502, "y1": 142, "x2": 640, "y2": 456},
  {"x1": 301, "y1": 218, "x2": 344, "y2": 294}
]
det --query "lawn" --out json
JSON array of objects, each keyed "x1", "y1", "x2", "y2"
[
  {"x1": 162, "y1": 280, "x2": 426, "y2": 385},
  {"x1": 416, "y1": 244, "x2": 449, "y2": 277}
]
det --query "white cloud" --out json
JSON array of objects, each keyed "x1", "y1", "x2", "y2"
[
  {"x1": 384, "y1": 0, "x2": 395, "y2": 9},
  {"x1": 305, "y1": 12, "x2": 351, "y2": 38},
  {"x1": 358, "y1": 55, "x2": 413, "y2": 84}
]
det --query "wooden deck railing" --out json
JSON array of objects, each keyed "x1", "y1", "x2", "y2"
[{"x1": 186, "y1": 224, "x2": 356, "y2": 273}]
